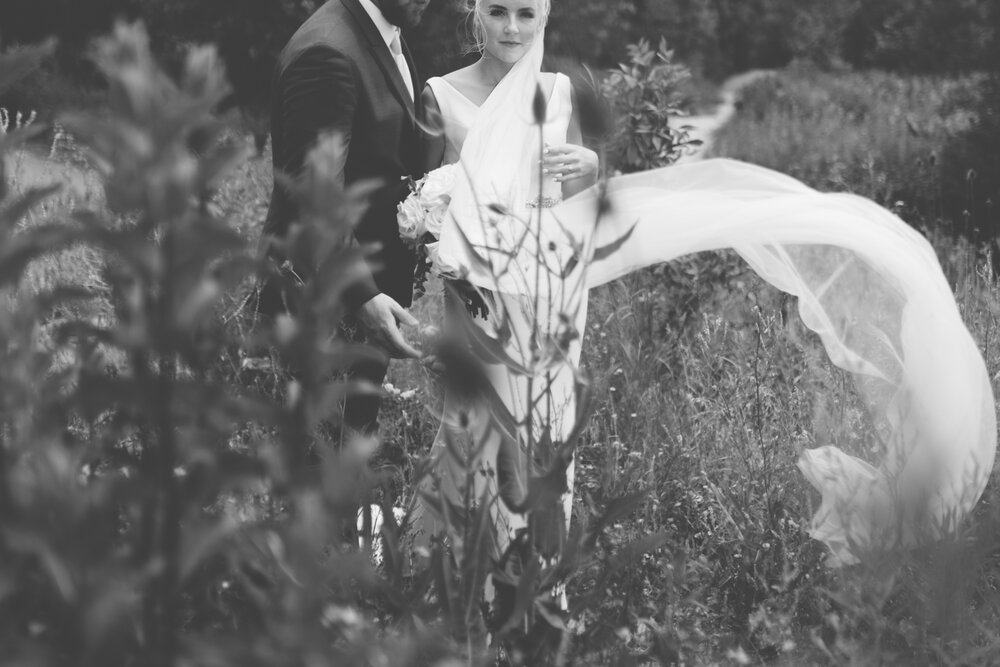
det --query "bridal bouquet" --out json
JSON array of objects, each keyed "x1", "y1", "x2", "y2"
[{"x1": 397, "y1": 163, "x2": 457, "y2": 299}]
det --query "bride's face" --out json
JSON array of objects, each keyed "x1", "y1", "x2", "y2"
[{"x1": 478, "y1": 1, "x2": 541, "y2": 65}]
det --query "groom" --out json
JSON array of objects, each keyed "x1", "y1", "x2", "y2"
[{"x1": 263, "y1": 0, "x2": 430, "y2": 433}]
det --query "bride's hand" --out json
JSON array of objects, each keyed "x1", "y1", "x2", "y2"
[{"x1": 542, "y1": 144, "x2": 599, "y2": 183}]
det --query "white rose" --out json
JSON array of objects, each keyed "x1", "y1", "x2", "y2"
[
  {"x1": 424, "y1": 205, "x2": 446, "y2": 238},
  {"x1": 396, "y1": 194, "x2": 425, "y2": 241},
  {"x1": 424, "y1": 240, "x2": 440, "y2": 269},
  {"x1": 418, "y1": 164, "x2": 456, "y2": 210}
]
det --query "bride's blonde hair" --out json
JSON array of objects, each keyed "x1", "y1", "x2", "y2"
[{"x1": 466, "y1": 0, "x2": 551, "y2": 54}]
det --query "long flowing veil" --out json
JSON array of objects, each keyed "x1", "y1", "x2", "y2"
[
  {"x1": 557, "y1": 162, "x2": 996, "y2": 564},
  {"x1": 434, "y1": 32, "x2": 997, "y2": 565}
]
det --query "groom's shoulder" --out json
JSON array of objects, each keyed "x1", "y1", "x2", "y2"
[
  {"x1": 282, "y1": 1, "x2": 360, "y2": 57},
  {"x1": 277, "y1": 1, "x2": 365, "y2": 74}
]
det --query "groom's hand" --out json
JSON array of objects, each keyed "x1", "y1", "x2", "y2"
[{"x1": 357, "y1": 293, "x2": 420, "y2": 359}]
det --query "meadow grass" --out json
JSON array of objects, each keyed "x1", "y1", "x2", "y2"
[
  {"x1": 384, "y1": 68, "x2": 1000, "y2": 664},
  {"x1": 708, "y1": 66, "x2": 990, "y2": 230},
  {"x1": 8, "y1": 65, "x2": 1000, "y2": 664}
]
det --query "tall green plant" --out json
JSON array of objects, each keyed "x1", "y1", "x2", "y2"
[{"x1": 602, "y1": 37, "x2": 700, "y2": 174}]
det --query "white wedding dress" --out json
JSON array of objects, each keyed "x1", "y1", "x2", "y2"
[
  {"x1": 417, "y1": 35, "x2": 996, "y2": 567},
  {"x1": 415, "y1": 72, "x2": 584, "y2": 558}
]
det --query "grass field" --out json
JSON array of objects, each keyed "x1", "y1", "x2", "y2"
[
  {"x1": 381, "y1": 68, "x2": 1000, "y2": 664},
  {"x1": 6, "y1": 64, "x2": 1000, "y2": 664}
]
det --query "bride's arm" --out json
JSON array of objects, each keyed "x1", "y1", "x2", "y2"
[
  {"x1": 544, "y1": 98, "x2": 599, "y2": 199},
  {"x1": 420, "y1": 85, "x2": 446, "y2": 173}
]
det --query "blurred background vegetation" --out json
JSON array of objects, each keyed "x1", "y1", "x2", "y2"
[
  {"x1": 1, "y1": 0, "x2": 997, "y2": 112},
  {"x1": 2, "y1": 0, "x2": 997, "y2": 221}
]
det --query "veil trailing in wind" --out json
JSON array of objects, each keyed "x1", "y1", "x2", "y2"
[{"x1": 434, "y1": 29, "x2": 997, "y2": 565}]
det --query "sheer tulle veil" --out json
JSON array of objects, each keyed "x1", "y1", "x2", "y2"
[{"x1": 434, "y1": 8, "x2": 997, "y2": 565}]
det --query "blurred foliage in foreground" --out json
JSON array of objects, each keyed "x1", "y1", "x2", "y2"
[
  {"x1": 0, "y1": 22, "x2": 661, "y2": 666},
  {"x1": 0, "y1": 22, "x2": 450, "y2": 666},
  {"x1": 4, "y1": 11, "x2": 1000, "y2": 667}
]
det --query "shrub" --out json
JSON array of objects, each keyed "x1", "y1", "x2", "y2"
[{"x1": 709, "y1": 67, "x2": 999, "y2": 238}]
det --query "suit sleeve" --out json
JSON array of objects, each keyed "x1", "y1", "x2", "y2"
[{"x1": 275, "y1": 45, "x2": 380, "y2": 309}]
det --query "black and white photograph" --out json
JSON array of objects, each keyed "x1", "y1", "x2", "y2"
[{"x1": 1, "y1": 0, "x2": 999, "y2": 664}]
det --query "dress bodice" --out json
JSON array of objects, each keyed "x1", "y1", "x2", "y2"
[{"x1": 426, "y1": 73, "x2": 573, "y2": 206}]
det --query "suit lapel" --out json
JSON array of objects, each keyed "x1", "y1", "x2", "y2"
[
  {"x1": 340, "y1": 0, "x2": 415, "y2": 118},
  {"x1": 401, "y1": 36, "x2": 421, "y2": 115}
]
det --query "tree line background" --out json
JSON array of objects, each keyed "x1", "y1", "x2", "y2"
[{"x1": 1, "y1": 0, "x2": 997, "y2": 114}]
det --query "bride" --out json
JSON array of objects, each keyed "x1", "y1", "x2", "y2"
[
  {"x1": 409, "y1": 0, "x2": 997, "y2": 575},
  {"x1": 410, "y1": 0, "x2": 597, "y2": 567}
]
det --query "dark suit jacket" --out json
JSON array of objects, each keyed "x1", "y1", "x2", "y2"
[{"x1": 263, "y1": 0, "x2": 421, "y2": 311}]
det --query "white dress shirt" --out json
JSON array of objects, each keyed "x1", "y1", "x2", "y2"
[{"x1": 357, "y1": 0, "x2": 415, "y2": 100}]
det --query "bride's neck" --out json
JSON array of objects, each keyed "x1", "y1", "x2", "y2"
[{"x1": 477, "y1": 53, "x2": 515, "y2": 87}]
